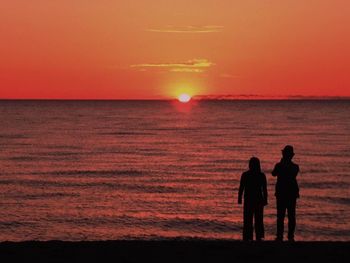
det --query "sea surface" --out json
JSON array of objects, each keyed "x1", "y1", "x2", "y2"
[{"x1": 0, "y1": 100, "x2": 349, "y2": 241}]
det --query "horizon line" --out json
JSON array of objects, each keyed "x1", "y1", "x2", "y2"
[
  {"x1": 1, "y1": 97, "x2": 350, "y2": 101},
  {"x1": 1, "y1": 94, "x2": 350, "y2": 101}
]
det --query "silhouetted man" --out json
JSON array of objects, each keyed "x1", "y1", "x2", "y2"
[
  {"x1": 238, "y1": 157, "x2": 268, "y2": 241},
  {"x1": 272, "y1": 145, "x2": 300, "y2": 241}
]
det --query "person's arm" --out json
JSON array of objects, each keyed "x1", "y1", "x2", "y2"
[
  {"x1": 271, "y1": 163, "x2": 279, "y2": 177},
  {"x1": 262, "y1": 173, "x2": 268, "y2": 206},
  {"x1": 238, "y1": 173, "x2": 245, "y2": 204},
  {"x1": 295, "y1": 164, "x2": 300, "y2": 198},
  {"x1": 295, "y1": 164, "x2": 300, "y2": 178}
]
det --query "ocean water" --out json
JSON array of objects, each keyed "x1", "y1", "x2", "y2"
[{"x1": 0, "y1": 100, "x2": 349, "y2": 241}]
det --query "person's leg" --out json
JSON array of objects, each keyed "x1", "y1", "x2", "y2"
[
  {"x1": 276, "y1": 198, "x2": 286, "y2": 240},
  {"x1": 254, "y1": 204, "x2": 264, "y2": 240},
  {"x1": 287, "y1": 198, "x2": 297, "y2": 241},
  {"x1": 243, "y1": 203, "x2": 254, "y2": 241}
]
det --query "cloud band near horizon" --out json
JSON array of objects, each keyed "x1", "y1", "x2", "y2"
[{"x1": 131, "y1": 59, "x2": 214, "y2": 73}]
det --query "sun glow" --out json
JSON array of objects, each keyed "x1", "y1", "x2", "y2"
[{"x1": 178, "y1": 93, "x2": 191, "y2": 103}]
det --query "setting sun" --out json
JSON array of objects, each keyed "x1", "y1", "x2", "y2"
[{"x1": 178, "y1": 94, "x2": 191, "y2": 103}]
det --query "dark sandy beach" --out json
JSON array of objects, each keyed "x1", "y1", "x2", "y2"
[{"x1": 0, "y1": 240, "x2": 349, "y2": 263}]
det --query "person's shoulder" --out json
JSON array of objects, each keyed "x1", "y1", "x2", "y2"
[
  {"x1": 242, "y1": 171, "x2": 250, "y2": 176},
  {"x1": 274, "y1": 162, "x2": 282, "y2": 167},
  {"x1": 240, "y1": 171, "x2": 249, "y2": 182},
  {"x1": 291, "y1": 161, "x2": 300, "y2": 169},
  {"x1": 273, "y1": 162, "x2": 282, "y2": 170}
]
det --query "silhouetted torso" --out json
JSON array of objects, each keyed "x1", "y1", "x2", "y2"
[
  {"x1": 272, "y1": 159, "x2": 299, "y2": 199},
  {"x1": 239, "y1": 171, "x2": 267, "y2": 205}
]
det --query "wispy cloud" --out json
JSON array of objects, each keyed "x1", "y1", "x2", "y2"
[
  {"x1": 147, "y1": 25, "x2": 224, "y2": 33},
  {"x1": 131, "y1": 59, "x2": 214, "y2": 73},
  {"x1": 220, "y1": 73, "x2": 240, "y2": 79},
  {"x1": 170, "y1": 68, "x2": 205, "y2": 73}
]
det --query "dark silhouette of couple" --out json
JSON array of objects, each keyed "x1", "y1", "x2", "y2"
[{"x1": 238, "y1": 145, "x2": 300, "y2": 242}]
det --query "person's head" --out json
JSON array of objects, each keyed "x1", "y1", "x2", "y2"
[
  {"x1": 282, "y1": 145, "x2": 295, "y2": 160},
  {"x1": 249, "y1": 157, "x2": 261, "y2": 173}
]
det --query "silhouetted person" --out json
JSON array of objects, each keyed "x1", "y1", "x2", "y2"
[
  {"x1": 272, "y1": 145, "x2": 300, "y2": 241},
  {"x1": 238, "y1": 157, "x2": 268, "y2": 241}
]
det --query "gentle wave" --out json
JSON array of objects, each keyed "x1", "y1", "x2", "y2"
[
  {"x1": 305, "y1": 196, "x2": 350, "y2": 205},
  {"x1": 0, "y1": 179, "x2": 190, "y2": 193},
  {"x1": 301, "y1": 181, "x2": 350, "y2": 189},
  {"x1": 21, "y1": 216, "x2": 241, "y2": 234},
  {"x1": 35, "y1": 169, "x2": 144, "y2": 177},
  {"x1": 0, "y1": 134, "x2": 29, "y2": 139}
]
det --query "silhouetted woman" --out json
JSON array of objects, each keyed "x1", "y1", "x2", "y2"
[{"x1": 238, "y1": 157, "x2": 268, "y2": 241}]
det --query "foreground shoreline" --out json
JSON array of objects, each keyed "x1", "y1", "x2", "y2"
[{"x1": 1, "y1": 240, "x2": 349, "y2": 262}]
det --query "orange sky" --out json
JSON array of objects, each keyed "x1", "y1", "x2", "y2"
[{"x1": 0, "y1": 0, "x2": 349, "y2": 99}]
